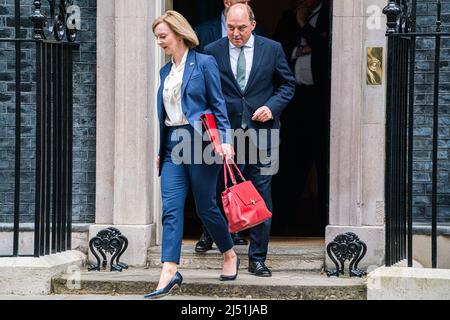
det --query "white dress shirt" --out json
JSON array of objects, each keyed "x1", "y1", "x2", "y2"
[
  {"x1": 229, "y1": 34, "x2": 254, "y2": 89},
  {"x1": 163, "y1": 49, "x2": 190, "y2": 127},
  {"x1": 291, "y1": 3, "x2": 322, "y2": 86}
]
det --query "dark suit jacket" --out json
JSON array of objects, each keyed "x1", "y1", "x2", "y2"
[
  {"x1": 204, "y1": 36, "x2": 295, "y2": 148},
  {"x1": 273, "y1": 3, "x2": 330, "y2": 89},
  {"x1": 157, "y1": 49, "x2": 231, "y2": 175},
  {"x1": 195, "y1": 15, "x2": 267, "y2": 53}
]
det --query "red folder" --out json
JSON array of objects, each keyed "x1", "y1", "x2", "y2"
[{"x1": 200, "y1": 113, "x2": 223, "y2": 154}]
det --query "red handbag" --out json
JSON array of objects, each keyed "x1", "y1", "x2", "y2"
[
  {"x1": 221, "y1": 160, "x2": 272, "y2": 233},
  {"x1": 200, "y1": 113, "x2": 222, "y2": 154}
]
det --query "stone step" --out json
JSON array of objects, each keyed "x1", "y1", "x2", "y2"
[
  {"x1": 147, "y1": 243, "x2": 325, "y2": 272},
  {"x1": 52, "y1": 268, "x2": 366, "y2": 300}
]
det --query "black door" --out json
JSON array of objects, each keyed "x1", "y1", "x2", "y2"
[{"x1": 174, "y1": 0, "x2": 332, "y2": 238}]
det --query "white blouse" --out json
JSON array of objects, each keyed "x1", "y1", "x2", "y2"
[{"x1": 163, "y1": 50, "x2": 190, "y2": 127}]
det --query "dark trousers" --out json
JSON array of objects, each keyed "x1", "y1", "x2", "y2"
[
  {"x1": 241, "y1": 140, "x2": 275, "y2": 263},
  {"x1": 160, "y1": 125, "x2": 234, "y2": 264},
  {"x1": 214, "y1": 131, "x2": 277, "y2": 262}
]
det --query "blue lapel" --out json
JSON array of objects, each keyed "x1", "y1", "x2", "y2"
[
  {"x1": 181, "y1": 49, "x2": 196, "y2": 98},
  {"x1": 244, "y1": 36, "x2": 264, "y2": 94},
  {"x1": 158, "y1": 62, "x2": 172, "y2": 122}
]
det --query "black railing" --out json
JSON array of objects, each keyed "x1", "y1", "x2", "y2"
[
  {"x1": 34, "y1": 40, "x2": 75, "y2": 256},
  {"x1": 384, "y1": 0, "x2": 449, "y2": 268},
  {"x1": 0, "y1": 0, "x2": 78, "y2": 257}
]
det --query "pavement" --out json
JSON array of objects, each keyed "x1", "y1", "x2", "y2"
[{"x1": 0, "y1": 294, "x2": 252, "y2": 300}]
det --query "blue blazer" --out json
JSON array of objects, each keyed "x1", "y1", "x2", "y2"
[
  {"x1": 157, "y1": 49, "x2": 231, "y2": 174},
  {"x1": 204, "y1": 36, "x2": 296, "y2": 142}
]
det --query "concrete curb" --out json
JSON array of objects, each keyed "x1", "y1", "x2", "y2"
[
  {"x1": 367, "y1": 266, "x2": 450, "y2": 300},
  {"x1": 0, "y1": 250, "x2": 86, "y2": 295}
]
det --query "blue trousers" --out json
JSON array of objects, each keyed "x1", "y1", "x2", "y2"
[{"x1": 160, "y1": 125, "x2": 234, "y2": 264}]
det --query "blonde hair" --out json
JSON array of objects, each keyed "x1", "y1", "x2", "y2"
[{"x1": 152, "y1": 10, "x2": 199, "y2": 49}]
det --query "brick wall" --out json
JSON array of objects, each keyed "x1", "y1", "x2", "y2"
[
  {"x1": 414, "y1": 0, "x2": 450, "y2": 223},
  {"x1": 0, "y1": 0, "x2": 96, "y2": 224}
]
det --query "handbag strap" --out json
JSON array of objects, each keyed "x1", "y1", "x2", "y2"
[
  {"x1": 223, "y1": 159, "x2": 245, "y2": 187},
  {"x1": 229, "y1": 160, "x2": 246, "y2": 182},
  {"x1": 224, "y1": 161, "x2": 236, "y2": 187},
  {"x1": 200, "y1": 116, "x2": 209, "y2": 137}
]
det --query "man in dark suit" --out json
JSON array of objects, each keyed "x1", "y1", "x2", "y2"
[
  {"x1": 204, "y1": 3, "x2": 296, "y2": 276},
  {"x1": 273, "y1": 0, "x2": 330, "y2": 232},
  {"x1": 195, "y1": 0, "x2": 266, "y2": 53},
  {"x1": 194, "y1": 0, "x2": 266, "y2": 253}
]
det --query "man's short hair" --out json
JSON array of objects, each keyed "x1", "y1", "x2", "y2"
[{"x1": 225, "y1": 3, "x2": 256, "y2": 22}]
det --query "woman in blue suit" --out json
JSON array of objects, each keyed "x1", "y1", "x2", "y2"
[{"x1": 144, "y1": 11, "x2": 239, "y2": 299}]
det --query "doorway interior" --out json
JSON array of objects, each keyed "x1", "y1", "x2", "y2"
[{"x1": 171, "y1": 0, "x2": 332, "y2": 239}]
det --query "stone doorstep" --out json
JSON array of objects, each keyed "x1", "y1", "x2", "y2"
[
  {"x1": 147, "y1": 245, "x2": 325, "y2": 272},
  {"x1": 52, "y1": 268, "x2": 367, "y2": 300}
]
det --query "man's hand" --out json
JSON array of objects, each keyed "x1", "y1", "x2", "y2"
[
  {"x1": 295, "y1": 45, "x2": 312, "y2": 57},
  {"x1": 252, "y1": 106, "x2": 273, "y2": 123},
  {"x1": 156, "y1": 156, "x2": 160, "y2": 170}
]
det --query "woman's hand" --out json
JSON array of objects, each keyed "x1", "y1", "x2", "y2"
[
  {"x1": 219, "y1": 144, "x2": 235, "y2": 163},
  {"x1": 156, "y1": 156, "x2": 160, "y2": 170}
]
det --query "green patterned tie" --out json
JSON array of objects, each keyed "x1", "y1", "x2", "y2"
[
  {"x1": 237, "y1": 46, "x2": 247, "y2": 129},
  {"x1": 237, "y1": 46, "x2": 246, "y2": 92}
]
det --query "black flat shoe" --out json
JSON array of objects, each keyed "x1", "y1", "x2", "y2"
[
  {"x1": 232, "y1": 232, "x2": 248, "y2": 245},
  {"x1": 195, "y1": 232, "x2": 214, "y2": 253},
  {"x1": 248, "y1": 260, "x2": 272, "y2": 277},
  {"x1": 220, "y1": 257, "x2": 240, "y2": 281},
  {"x1": 143, "y1": 271, "x2": 183, "y2": 299}
]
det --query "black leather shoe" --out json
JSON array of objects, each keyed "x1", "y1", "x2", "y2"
[
  {"x1": 232, "y1": 232, "x2": 248, "y2": 245},
  {"x1": 220, "y1": 257, "x2": 240, "y2": 281},
  {"x1": 248, "y1": 260, "x2": 272, "y2": 277},
  {"x1": 143, "y1": 271, "x2": 183, "y2": 299},
  {"x1": 195, "y1": 232, "x2": 214, "y2": 253}
]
